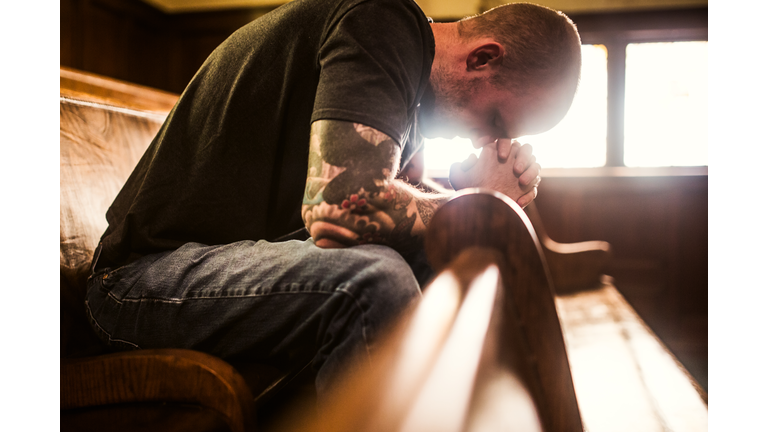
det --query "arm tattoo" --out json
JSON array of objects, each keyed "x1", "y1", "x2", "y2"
[
  {"x1": 302, "y1": 120, "x2": 449, "y2": 251},
  {"x1": 415, "y1": 199, "x2": 440, "y2": 227}
]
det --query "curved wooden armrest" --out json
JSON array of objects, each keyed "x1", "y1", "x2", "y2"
[
  {"x1": 61, "y1": 349, "x2": 256, "y2": 432},
  {"x1": 525, "y1": 201, "x2": 612, "y2": 293},
  {"x1": 268, "y1": 190, "x2": 581, "y2": 431},
  {"x1": 425, "y1": 189, "x2": 582, "y2": 432}
]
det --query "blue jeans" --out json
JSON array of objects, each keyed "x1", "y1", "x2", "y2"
[{"x1": 84, "y1": 239, "x2": 423, "y2": 397}]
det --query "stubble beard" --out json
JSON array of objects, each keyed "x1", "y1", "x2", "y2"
[{"x1": 420, "y1": 64, "x2": 470, "y2": 139}]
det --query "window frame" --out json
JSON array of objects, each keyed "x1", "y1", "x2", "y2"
[{"x1": 570, "y1": 7, "x2": 708, "y2": 167}]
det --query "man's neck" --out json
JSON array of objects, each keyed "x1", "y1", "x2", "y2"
[{"x1": 429, "y1": 22, "x2": 461, "y2": 70}]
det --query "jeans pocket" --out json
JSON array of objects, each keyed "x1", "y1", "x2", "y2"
[{"x1": 94, "y1": 262, "x2": 142, "y2": 300}]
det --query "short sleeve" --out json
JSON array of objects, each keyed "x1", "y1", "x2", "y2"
[{"x1": 311, "y1": 0, "x2": 430, "y2": 147}]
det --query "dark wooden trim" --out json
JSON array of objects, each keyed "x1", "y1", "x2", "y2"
[
  {"x1": 61, "y1": 349, "x2": 256, "y2": 432},
  {"x1": 169, "y1": 6, "x2": 274, "y2": 33},
  {"x1": 569, "y1": 7, "x2": 708, "y2": 44},
  {"x1": 88, "y1": 0, "x2": 168, "y2": 29},
  {"x1": 426, "y1": 190, "x2": 583, "y2": 431},
  {"x1": 606, "y1": 40, "x2": 627, "y2": 167},
  {"x1": 60, "y1": 0, "x2": 275, "y2": 93},
  {"x1": 61, "y1": 66, "x2": 179, "y2": 112}
]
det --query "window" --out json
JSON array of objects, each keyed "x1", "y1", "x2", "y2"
[
  {"x1": 624, "y1": 41, "x2": 708, "y2": 167},
  {"x1": 422, "y1": 9, "x2": 708, "y2": 177}
]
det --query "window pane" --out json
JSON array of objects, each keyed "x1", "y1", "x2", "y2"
[
  {"x1": 423, "y1": 44, "x2": 608, "y2": 177},
  {"x1": 624, "y1": 41, "x2": 708, "y2": 167}
]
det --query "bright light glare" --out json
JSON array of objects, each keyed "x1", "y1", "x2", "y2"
[
  {"x1": 423, "y1": 45, "x2": 608, "y2": 176},
  {"x1": 517, "y1": 44, "x2": 607, "y2": 168},
  {"x1": 422, "y1": 137, "x2": 478, "y2": 178},
  {"x1": 624, "y1": 41, "x2": 708, "y2": 167}
]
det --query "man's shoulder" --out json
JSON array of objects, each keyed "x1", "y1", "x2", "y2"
[{"x1": 330, "y1": 0, "x2": 427, "y2": 24}]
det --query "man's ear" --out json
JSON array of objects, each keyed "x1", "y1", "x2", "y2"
[{"x1": 466, "y1": 42, "x2": 504, "y2": 71}]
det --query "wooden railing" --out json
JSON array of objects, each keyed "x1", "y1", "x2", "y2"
[
  {"x1": 60, "y1": 66, "x2": 179, "y2": 113},
  {"x1": 274, "y1": 190, "x2": 583, "y2": 432},
  {"x1": 271, "y1": 189, "x2": 707, "y2": 432}
]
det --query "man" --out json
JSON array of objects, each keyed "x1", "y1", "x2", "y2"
[{"x1": 85, "y1": 0, "x2": 581, "y2": 400}]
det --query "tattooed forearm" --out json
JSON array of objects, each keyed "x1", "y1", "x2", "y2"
[
  {"x1": 302, "y1": 120, "x2": 451, "y2": 251},
  {"x1": 415, "y1": 198, "x2": 440, "y2": 227}
]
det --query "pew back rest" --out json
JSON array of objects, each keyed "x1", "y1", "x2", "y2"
[{"x1": 60, "y1": 96, "x2": 167, "y2": 357}]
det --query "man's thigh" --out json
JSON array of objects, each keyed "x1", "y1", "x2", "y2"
[{"x1": 85, "y1": 239, "x2": 421, "y2": 366}]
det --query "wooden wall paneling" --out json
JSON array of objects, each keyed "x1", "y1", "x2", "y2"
[
  {"x1": 534, "y1": 174, "x2": 707, "y2": 390},
  {"x1": 166, "y1": 7, "x2": 274, "y2": 93},
  {"x1": 61, "y1": 0, "x2": 82, "y2": 69},
  {"x1": 678, "y1": 183, "x2": 707, "y2": 314},
  {"x1": 538, "y1": 180, "x2": 671, "y2": 331},
  {"x1": 58, "y1": 0, "x2": 280, "y2": 94},
  {"x1": 81, "y1": 1, "x2": 126, "y2": 80},
  {"x1": 130, "y1": 20, "x2": 171, "y2": 91},
  {"x1": 666, "y1": 179, "x2": 708, "y2": 388},
  {"x1": 666, "y1": 187, "x2": 685, "y2": 332},
  {"x1": 171, "y1": 6, "x2": 272, "y2": 33},
  {"x1": 62, "y1": 0, "x2": 172, "y2": 91}
]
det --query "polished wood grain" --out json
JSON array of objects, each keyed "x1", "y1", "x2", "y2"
[
  {"x1": 425, "y1": 189, "x2": 582, "y2": 432},
  {"x1": 60, "y1": 79, "x2": 271, "y2": 432},
  {"x1": 525, "y1": 202, "x2": 611, "y2": 294},
  {"x1": 60, "y1": 96, "x2": 168, "y2": 358},
  {"x1": 61, "y1": 403, "x2": 233, "y2": 432},
  {"x1": 273, "y1": 190, "x2": 582, "y2": 431},
  {"x1": 265, "y1": 251, "x2": 466, "y2": 431},
  {"x1": 400, "y1": 249, "x2": 542, "y2": 432},
  {"x1": 427, "y1": 172, "x2": 708, "y2": 390},
  {"x1": 270, "y1": 247, "x2": 545, "y2": 432},
  {"x1": 61, "y1": 349, "x2": 256, "y2": 432},
  {"x1": 556, "y1": 283, "x2": 707, "y2": 432},
  {"x1": 61, "y1": 66, "x2": 180, "y2": 112},
  {"x1": 270, "y1": 188, "x2": 706, "y2": 431}
]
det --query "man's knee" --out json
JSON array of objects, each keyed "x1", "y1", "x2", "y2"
[{"x1": 337, "y1": 244, "x2": 422, "y2": 328}]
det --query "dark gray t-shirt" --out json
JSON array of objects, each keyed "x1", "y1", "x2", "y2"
[{"x1": 99, "y1": 0, "x2": 435, "y2": 267}]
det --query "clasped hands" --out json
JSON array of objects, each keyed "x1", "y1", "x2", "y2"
[{"x1": 448, "y1": 138, "x2": 541, "y2": 208}]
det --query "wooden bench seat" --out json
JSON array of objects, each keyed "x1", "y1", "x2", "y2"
[{"x1": 556, "y1": 283, "x2": 707, "y2": 432}]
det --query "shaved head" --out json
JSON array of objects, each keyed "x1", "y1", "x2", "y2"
[{"x1": 458, "y1": 2, "x2": 582, "y2": 96}]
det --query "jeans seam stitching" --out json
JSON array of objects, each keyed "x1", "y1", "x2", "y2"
[
  {"x1": 84, "y1": 299, "x2": 141, "y2": 349},
  {"x1": 337, "y1": 288, "x2": 372, "y2": 362},
  {"x1": 119, "y1": 291, "x2": 334, "y2": 303}
]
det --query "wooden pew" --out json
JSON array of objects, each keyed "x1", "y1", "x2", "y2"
[
  {"x1": 269, "y1": 190, "x2": 707, "y2": 432},
  {"x1": 60, "y1": 67, "x2": 707, "y2": 432},
  {"x1": 269, "y1": 190, "x2": 582, "y2": 432},
  {"x1": 60, "y1": 68, "x2": 271, "y2": 432},
  {"x1": 556, "y1": 285, "x2": 708, "y2": 432}
]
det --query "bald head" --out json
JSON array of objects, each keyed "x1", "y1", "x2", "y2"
[
  {"x1": 458, "y1": 3, "x2": 582, "y2": 96},
  {"x1": 421, "y1": 3, "x2": 582, "y2": 140}
]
